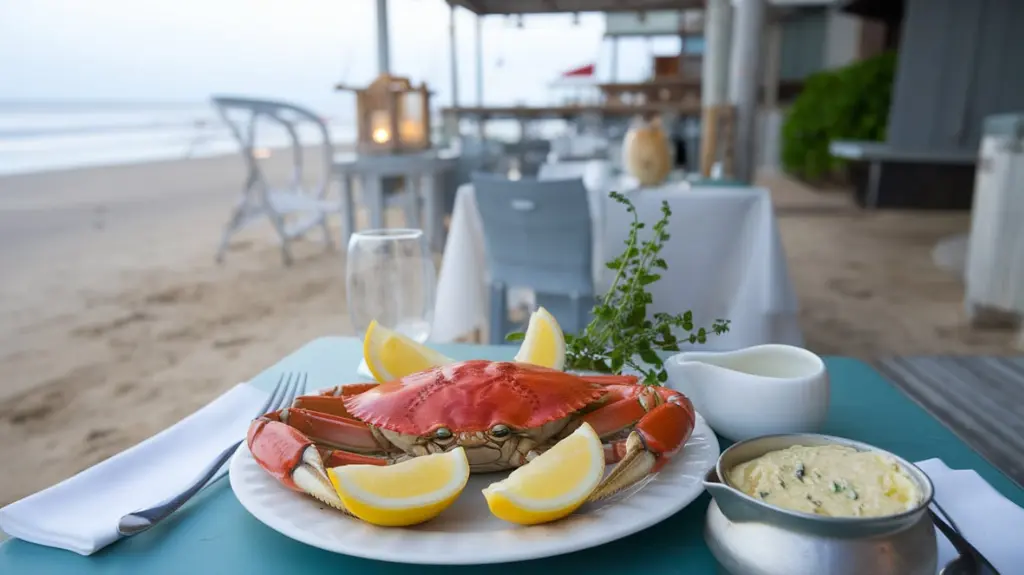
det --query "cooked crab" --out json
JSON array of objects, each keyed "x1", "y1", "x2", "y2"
[{"x1": 246, "y1": 360, "x2": 696, "y2": 512}]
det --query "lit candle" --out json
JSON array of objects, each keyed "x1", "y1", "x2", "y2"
[
  {"x1": 399, "y1": 119, "x2": 423, "y2": 143},
  {"x1": 370, "y1": 110, "x2": 391, "y2": 144}
]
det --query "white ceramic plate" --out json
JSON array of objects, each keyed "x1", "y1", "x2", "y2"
[{"x1": 229, "y1": 413, "x2": 720, "y2": 565}]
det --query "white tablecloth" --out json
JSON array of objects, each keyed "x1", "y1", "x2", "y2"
[{"x1": 431, "y1": 171, "x2": 803, "y2": 350}]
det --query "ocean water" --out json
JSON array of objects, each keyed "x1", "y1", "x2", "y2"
[
  {"x1": 0, "y1": 101, "x2": 552, "y2": 177},
  {"x1": 0, "y1": 101, "x2": 358, "y2": 177}
]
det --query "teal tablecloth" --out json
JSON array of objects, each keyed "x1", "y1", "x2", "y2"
[{"x1": 2, "y1": 337, "x2": 1022, "y2": 574}]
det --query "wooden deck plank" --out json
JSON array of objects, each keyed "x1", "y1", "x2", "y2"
[{"x1": 874, "y1": 356, "x2": 1024, "y2": 488}]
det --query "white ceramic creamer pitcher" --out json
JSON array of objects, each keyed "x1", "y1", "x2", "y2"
[{"x1": 664, "y1": 344, "x2": 829, "y2": 441}]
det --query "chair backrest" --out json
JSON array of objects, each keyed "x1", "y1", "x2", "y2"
[
  {"x1": 471, "y1": 173, "x2": 593, "y2": 296},
  {"x1": 210, "y1": 96, "x2": 333, "y2": 198}
]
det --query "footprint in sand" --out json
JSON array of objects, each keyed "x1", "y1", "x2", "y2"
[
  {"x1": 72, "y1": 310, "x2": 154, "y2": 337},
  {"x1": 145, "y1": 283, "x2": 210, "y2": 305},
  {"x1": 827, "y1": 278, "x2": 873, "y2": 300},
  {"x1": 212, "y1": 336, "x2": 253, "y2": 349},
  {"x1": 7, "y1": 403, "x2": 54, "y2": 425}
]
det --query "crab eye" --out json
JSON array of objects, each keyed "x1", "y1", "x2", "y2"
[
  {"x1": 434, "y1": 427, "x2": 453, "y2": 440},
  {"x1": 490, "y1": 424, "x2": 511, "y2": 438}
]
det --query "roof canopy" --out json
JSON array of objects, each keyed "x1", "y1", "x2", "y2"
[
  {"x1": 445, "y1": 0, "x2": 842, "y2": 14},
  {"x1": 839, "y1": 0, "x2": 904, "y2": 22},
  {"x1": 445, "y1": 0, "x2": 703, "y2": 15}
]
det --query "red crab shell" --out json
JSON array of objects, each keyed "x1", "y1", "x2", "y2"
[{"x1": 343, "y1": 359, "x2": 605, "y2": 435}]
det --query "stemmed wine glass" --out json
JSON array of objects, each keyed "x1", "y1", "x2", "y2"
[{"x1": 346, "y1": 228, "x2": 436, "y2": 346}]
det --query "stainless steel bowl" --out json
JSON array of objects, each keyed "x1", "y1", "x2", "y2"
[{"x1": 703, "y1": 433, "x2": 937, "y2": 575}]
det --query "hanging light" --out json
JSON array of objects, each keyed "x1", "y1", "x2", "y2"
[
  {"x1": 516, "y1": 14, "x2": 524, "y2": 28},
  {"x1": 572, "y1": 12, "x2": 580, "y2": 26}
]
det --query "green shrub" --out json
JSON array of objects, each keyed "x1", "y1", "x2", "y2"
[{"x1": 781, "y1": 51, "x2": 898, "y2": 181}]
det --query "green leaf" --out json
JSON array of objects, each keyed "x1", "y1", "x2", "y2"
[
  {"x1": 610, "y1": 353, "x2": 625, "y2": 373},
  {"x1": 505, "y1": 332, "x2": 525, "y2": 342},
  {"x1": 639, "y1": 273, "x2": 661, "y2": 285},
  {"x1": 639, "y1": 348, "x2": 660, "y2": 365}
]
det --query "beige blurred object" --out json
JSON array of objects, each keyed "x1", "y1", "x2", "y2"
[
  {"x1": 622, "y1": 116, "x2": 673, "y2": 186},
  {"x1": 700, "y1": 104, "x2": 737, "y2": 179}
]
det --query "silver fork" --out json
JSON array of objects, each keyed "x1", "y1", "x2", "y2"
[{"x1": 117, "y1": 372, "x2": 307, "y2": 536}]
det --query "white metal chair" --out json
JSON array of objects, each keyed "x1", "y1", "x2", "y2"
[{"x1": 211, "y1": 96, "x2": 345, "y2": 265}]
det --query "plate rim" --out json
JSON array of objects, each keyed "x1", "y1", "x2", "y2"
[{"x1": 229, "y1": 412, "x2": 719, "y2": 565}]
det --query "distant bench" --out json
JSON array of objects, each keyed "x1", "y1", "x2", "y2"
[{"x1": 829, "y1": 140, "x2": 977, "y2": 210}]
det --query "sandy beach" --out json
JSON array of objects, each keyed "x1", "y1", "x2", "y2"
[{"x1": 0, "y1": 155, "x2": 1019, "y2": 509}]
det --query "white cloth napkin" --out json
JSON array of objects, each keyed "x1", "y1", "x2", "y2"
[
  {"x1": 0, "y1": 383, "x2": 267, "y2": 556},
  {"x1": 916, "y1": 458, "x2": 1024, "y2": 573}
]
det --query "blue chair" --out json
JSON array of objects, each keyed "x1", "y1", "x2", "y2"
[{"x1": 471, "y1": 173, "x2": 595, "y2": 344}]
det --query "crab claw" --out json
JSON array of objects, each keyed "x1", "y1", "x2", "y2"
[
  {"x1": 584, "y1": 390, "x2": 695, "y2": 502},
  {"x1": 590, "y1": 431, "x2": 654, "y2": 501},
  {"x1": 247, "y1": 416, "x2": 347, "y2": 512}
]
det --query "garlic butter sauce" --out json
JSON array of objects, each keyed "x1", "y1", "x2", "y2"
[{"x1": 727, "y1": 444, "x2": 921, "y2": 518}]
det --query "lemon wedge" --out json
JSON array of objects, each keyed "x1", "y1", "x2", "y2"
[
  {"x1": 482, "y1": 422, "x2": 604, "y2": 525},
  {"x1": 512, "y1": 306, "x2": 566, "y2": 370},
  {"x1": 363, "y1": 320, "x2": 454, "y2": 383},
  {"x1": 327, "y1": 447, "x2": 470, "y2": 527}
]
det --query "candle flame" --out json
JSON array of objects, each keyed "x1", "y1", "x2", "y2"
[{"x1": 372, "y1": 128, "x2": 391, "y2": 144}]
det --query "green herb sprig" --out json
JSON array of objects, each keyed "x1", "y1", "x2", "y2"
[{"x1": 507, "y1": 191, "x2": 730, "y2": 385}]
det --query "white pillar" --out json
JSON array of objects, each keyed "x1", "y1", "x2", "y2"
[
  {"x1": 701, "y1": 0, "x2": 731, "y2": 107},
  {"x1": 728, "y1": 0, "x2": 766, "y2": 183},
  {"x1": 759, "y1": 12, "x2": 783, "y2": 173},
  {"x1": 610, "y1": 36, "x2": 619, "y2": 82},
  {"x1": 475, "y1": 15, "x2": 484, "y2": 106},
  {"x1": 376, "y1": 0, "x2": 390, "y2": 75},
  {"x1": 449, "y1": 4, "x2": 459, "y2": 107},
  {"x1": 762, "y1": 14, "x2": 781, "y2": 109}
]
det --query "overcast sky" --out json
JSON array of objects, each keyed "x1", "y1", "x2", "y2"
[{"x1": 0, "y1": 0, "x2": 681, "y2": 108}]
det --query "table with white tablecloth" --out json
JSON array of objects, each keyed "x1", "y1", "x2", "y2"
[{"x1": 430, "y1": 173, "x2": 804, "y2": 351}]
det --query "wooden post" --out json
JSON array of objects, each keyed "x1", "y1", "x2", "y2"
[
  {"x1": 700, "y1": 107, "x2": 719, "y2": 178},
  {"x1": 700, "y1": 0, "x2": 732, "y2": 177},
  {"x1": 700, "y1": 105, "x2": 738, "y2": 179}
]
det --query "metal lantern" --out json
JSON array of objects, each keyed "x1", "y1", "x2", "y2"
[{"x1": 338, "y1": 73, "x2": 432, "y2": 154}]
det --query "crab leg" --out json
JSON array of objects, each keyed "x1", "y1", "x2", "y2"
[
  {"x1": 316, "y1": 383, "x2": 380, "y2": 398},
  {"x1": 279, "y1": 407, "x2": 388, "y2": 453},
  {"x1": 580, "y1": 386, "x2": 695, "y2": 501},
  {"x1": 320, "y1": 448, "x2": 407, "y2": 467}
]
